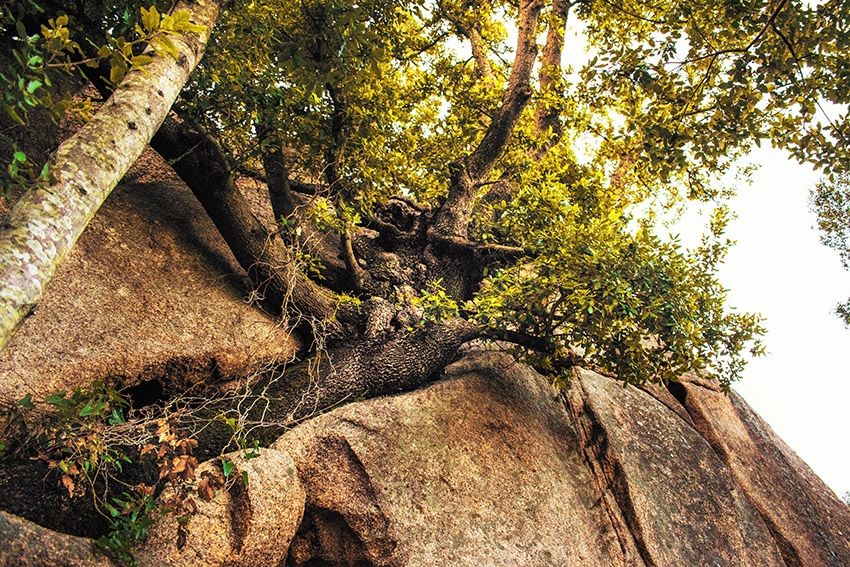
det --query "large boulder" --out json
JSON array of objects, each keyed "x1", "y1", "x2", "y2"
[
  {"x1": 0, "y1": 148, "x2": 298, "y2": 404},
  {"x1": 137, "y1": 448, "x2": 305, "y2": 566},
  {"x1": 0, "y1": 511, "x2": 110, "y2": 567},
  {"x1": 671, "y1": 379, "x2": 850, "y2": 565},
  {"x1": 267, "y1": 351, "x2": 850, "y2": 566},
  {"x1": 2, "y1": 351, "x2": 848, "y2": 566}
]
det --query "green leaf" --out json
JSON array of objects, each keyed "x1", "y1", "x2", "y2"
[
  {"x1": 5, "y1": 105, "x2": 25, "y2": 125},
  {"x1": 167, "y1": 9, "x2": 207, "y2": 34},
  {"x1": 79, "y1": 401, "x2": 94, "y2": 417},
  {"x1": 221, "y1": 460, "x2": 234, "y2": 478},
  {"x1": 17, "y1": 394, "x2": 33, "y2": 408},
  {"x1": 108, "y1": 407, "x2": 126, "y2": 425},
  {"x1": 25, "y1": 79, "x2": 41, "y2": 96},
  {"x1": 45, "y1": 393, "x2": 68, "y2": 406},
  {"x1": 240, "y1": 471, "x2": 249, "y2": 486},
  {"x1": 109, "y1": 57, "x2": 127, "y2": 84},
  {"x1": 130, "y1": 54, "x2": 155, "y2": 68}
]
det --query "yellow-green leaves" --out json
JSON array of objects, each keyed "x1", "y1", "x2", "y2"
[
  {"x1": 139, "y1": 6, "x2": 207, "y2": 60},
  {"x1": 140, "y1": 5, "x2": 161, "y2": 33},
  {"x1": 147, "y1": 34, "x2": 179, "y2": 59},
  {"x1": 141, "y1": 6, "x2": 207, "y2": 36},
  {"x1": 166, "y1": 9, "x2": 208, "y2": 35}
]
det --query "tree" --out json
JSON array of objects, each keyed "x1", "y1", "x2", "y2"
[{"x1": 1, "y1": 0, "x2": 848, "y2": 532}]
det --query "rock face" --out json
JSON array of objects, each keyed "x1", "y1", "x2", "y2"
[
  {"x1": 2, "y1": 351, "x2": 849, "y2": 566},
  {"x1": 137, "y1": 448, "x2": 305, "y2": 567},
  {"x1": 0, "y1": 148, "x2": 298, "y2": 403},
  {"x1": 0, "y1": 511, "x2": 111, "y2": 567}
]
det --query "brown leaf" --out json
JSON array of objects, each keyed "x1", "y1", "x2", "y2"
[
  {"x1": 178, "y1": 438, "x2": 198, "y2": 454},
  {"x1": 172, "y1": 455, "x2": 188, "y2": 474},
  {"x1": 176, "y1": 526, "x2": 187, "y2": 550},
  {"x1": 181, "y1": 456, "x2": 198, "y2": 481},
  {"x1": 197, "y1": 477, "x2": 215, "y2": 502},
  {"x1": 140, "y1": 443, "x2": 156, "y2": 456},
  {"x1": 60, "y1": 474, "x2": 75, "y2": 496},
  {"x1": 184, "y1": 496, "x2": 198, "y2": 514}
]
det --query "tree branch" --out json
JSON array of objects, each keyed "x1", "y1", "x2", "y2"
[
  {"x1": 454, "y1": 21, "x2": 496, "y2": 83},
  {"x1": 428, "y1": 231, "x2": 532, "y2": 261},
  {"x1": 432, "y1": 0, "x2": 544, "y2": 238},
  {"x1": 151, "y1": 114, "x2": 341, "y2": 328},
  {"x1": 534, "y1": 0, "x2": 570, "y2": 157},
  {"x1": 255, "y1": 120, "x2": 298, "y2": 226}
]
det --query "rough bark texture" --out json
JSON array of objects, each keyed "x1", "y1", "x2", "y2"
[
  {"x1": 534, "y1": 0, "x2": 570, "y2": 154},
  {"x1": 4, "y1": 351, "x2": 848, "y2": 566},
  {"x1": 0, "y1": 0, "x2": 224, "y2": 350}
]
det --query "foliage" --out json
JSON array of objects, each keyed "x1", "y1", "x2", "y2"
[
  {"x1": 811, "y1": 173, "x2": 850, "y2": 325},
  {"x1": 95, "y1": 491, "x2": 156, "y2": 566},
  {"x1": 411, "y1": 280, "x2": 460, "y2": 328},
  {"x1": 0, "y1": 385, "x2": 222, "y2": 565},
  {"x1": 0, "y1": 0, "x2": 206, "y2": 197},
  {"x1": 36, "y1": 382, "x2": 132, "y2": 497},
  {"x1": 8, "y1": 0, "x2": 850, "y2": 387},
  {"x1": 473, "y1": 203, "x2": 765, "y2": 387}
]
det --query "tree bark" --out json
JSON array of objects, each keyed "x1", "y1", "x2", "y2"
[
  {"x1": 0, "y1": 0, "x2": 225, "y2": 351},
  {"x1": 456, "y1": 22, "x2": 496, "y2": 84},
  {"x1": 151, "y1": 115, "x2": 341, "y2": 326},
  {"x1": 534, "y1": 0, "x2": 570, "y2": 156},
  {"x1": 432, "y1": 0, "x2": 543, "y2": 239}
]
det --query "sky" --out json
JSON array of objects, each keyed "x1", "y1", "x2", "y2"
[{"x1": 701, "y1": 147, "x2": 850, "y2": 497}]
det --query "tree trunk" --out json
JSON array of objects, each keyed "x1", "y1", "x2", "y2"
[
  {"x1": 0, "y1": 0, "x2": 225, "y2": 351},
  {"x1": 150, "y1": 115, "x2": 341, "y2": 327}
]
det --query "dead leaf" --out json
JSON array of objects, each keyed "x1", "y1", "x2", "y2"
[
  {"x1": 60, "y1": 474, "x2": 75, "y2": 496},
  {"x1": 197, "y1": 477, "x2": 215, "y2": 502}
]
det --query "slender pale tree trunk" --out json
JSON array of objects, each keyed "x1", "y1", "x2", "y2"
[{"x1": 0, "y1": 0, "x2": 225, "y2": 350}]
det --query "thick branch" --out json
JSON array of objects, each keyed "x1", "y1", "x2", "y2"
[
  {"x1": 185, "y1": 315, "x2": 481, "y2": 458},
  {"x1": 323, "y1": 84, "x2": 346, "y2": 197},
  {"x1": 455, "y1": 21, "x2": 496, "y2": 83},
  {"x1": 0, "y1": 0, "x2": 224, "y2": 351},
  {"x1": 151, "y1": 115, "x2": 340, "y2": 325},
  {"x1": 483, "y1": 327, "x2": 580, "y2": 373},
  {"x1": 261, "y1": 148, "x2": 298, "y2": 226},
  {"x1": 534, "y1": 0, "x2": 570, "y2": 156},
  {"x1": 255, "y1": 120, "x2": 298, "y2": 225},
  {"x1": 433, "y1": 0, "x2": 543, "y2": 238}
]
